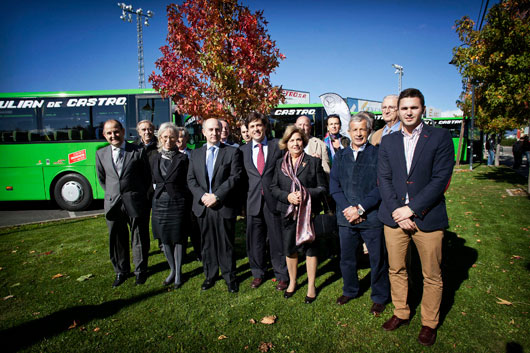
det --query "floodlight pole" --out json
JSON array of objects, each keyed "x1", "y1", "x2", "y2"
[
  {"x1": 117, "y1": 3, "x2": 154, "y2": 89},
  {"x1": 392, "y1": 64, "x2": 404, "y2": 93}
]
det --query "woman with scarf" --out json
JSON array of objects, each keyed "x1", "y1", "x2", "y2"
[
  {"x1": 271, "y1": 125, "x2": 328, "y2": 303},
  {"x1": 150, "y1": 122, "x2": 190, "y2": 289}
]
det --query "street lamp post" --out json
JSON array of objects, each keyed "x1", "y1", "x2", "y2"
[
  {"x1": 392, "y1": 64, "x2": 404, "y2": 93},
  {"x1": 118, "y1": 3, "x2": 154, "y2": 89}
]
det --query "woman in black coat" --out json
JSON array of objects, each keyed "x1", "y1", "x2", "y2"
[
  {"x1": 150, "y1": 122, "x2": 190, "y2": 289},
  {"x1": 271, "y1": 125, "x2": 328, "y2": 303}
]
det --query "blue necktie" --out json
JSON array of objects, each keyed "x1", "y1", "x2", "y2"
[{"x1": 206, "y1": 146, "x2": 215, "y2": 192}]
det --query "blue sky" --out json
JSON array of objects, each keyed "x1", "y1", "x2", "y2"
[{"x1": 0, "y1": 0, "x2": 493, "y2": 112}]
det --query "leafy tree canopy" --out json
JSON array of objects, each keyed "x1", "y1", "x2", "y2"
[
  {"x1": 451, "y1": 0, "x2": 530, "y2": 132},
  {"x1": 149, "y1": 0, "x2": 285, "y2": 126}
]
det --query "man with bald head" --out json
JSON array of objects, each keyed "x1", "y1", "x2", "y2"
[
  {"x1": 295, "y1": 115, "x2": 330, "y2": 174},
  {"x1": 370, "y1": 94, "x2": 401, "y2": 146},
  {"x1": 187, "y1": 118, "x2": 243, "y2": 293},
  {"x1": 96, "y1": 119, "x2": 151, "y2": 287}
]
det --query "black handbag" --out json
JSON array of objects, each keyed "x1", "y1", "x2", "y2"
[{"x1": 313, "y1": 196, "x2": 338, "y2": 239}]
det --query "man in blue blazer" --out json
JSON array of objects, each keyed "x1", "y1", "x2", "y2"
[
  {"x1": 330, "y1": 114, "x2": 389, "y2": 314},
  {"x1": 187, "y1": 118, "x2": 243, "y2": 293},
  {"x1": 239, "y1": 112, "x2": 288, "y2": 290},
  {"x1": 378, "y1": 88, "x2": 454, "y2": 346}
]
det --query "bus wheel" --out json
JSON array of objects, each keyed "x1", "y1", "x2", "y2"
[{"x1": 53, "y1": 173, "x2": 93, "y2": 211}]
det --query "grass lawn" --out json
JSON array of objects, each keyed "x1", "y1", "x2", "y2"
[{"x1": 0, "y1": 165, "x2": 529, "y2": 352}]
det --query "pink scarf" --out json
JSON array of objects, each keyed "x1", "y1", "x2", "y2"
[{"x1": 280, "y1": 152, "x2": 315, "y2": 246}]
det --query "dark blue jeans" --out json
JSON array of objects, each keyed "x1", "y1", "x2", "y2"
[{"x1": 338, "y1": 226, "x2": 390, "y2": 304}]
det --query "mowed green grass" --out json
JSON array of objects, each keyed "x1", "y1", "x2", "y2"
[{"x1": 0, "y1": 165, "x2": 529, "y2": 352}]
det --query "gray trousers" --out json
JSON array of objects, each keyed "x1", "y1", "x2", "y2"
[{"x1": 106, "y1": 203, "x2": 150, "y2": 275}]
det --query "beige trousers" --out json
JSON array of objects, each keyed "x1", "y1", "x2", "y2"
[{"x1": 384, "y1": 225, "x2": 443, "y2": 329}]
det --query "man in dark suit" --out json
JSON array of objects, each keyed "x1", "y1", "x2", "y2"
[
  {"x1": 187, "y1": 118, "x2": 243, "y2": 293},
  {"x1": 378, "y1": 88, "x2": 454, "y2": 346},
  {"x1": 239, "y1": 112, "x2": 288, "y2": 290},
  {"x1": 96, "y1": 119, "x2": 151, "y2": 287},
  {"x1": 330, "y1": 114, "x2": 389, "y2": 314}
]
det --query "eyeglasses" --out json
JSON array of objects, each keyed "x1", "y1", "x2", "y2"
[{"x1": 382, "y1": 106, "x2": 397, "y2": 111}]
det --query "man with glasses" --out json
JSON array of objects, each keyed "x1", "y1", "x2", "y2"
[{"x1": 370, "y1": 95, "x2": 401, "y2": 146}]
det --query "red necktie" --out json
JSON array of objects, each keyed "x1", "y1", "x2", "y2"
[{"x1": 257, "y1": 143, "x2": 265, "y2": 175}]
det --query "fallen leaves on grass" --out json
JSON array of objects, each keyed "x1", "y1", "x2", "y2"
[
  {"x1": 496, "y1": 297, "x2": 513, "y2": 305},
  {"x1": 3, "y1": 295, "x2": 14, "y2": 300},
  {"x1": 51, "y1": 273, "x2": 64, "y2": 279},
  {"x1": 260, "y1": 315, "x2": 277, "y2": 325},
  {"x1": 511, "y1": 255, "x2": 522, "y2": 260},
  {"x1": 93, "y1": 327, "x2": 100, "y2": 332},
  {"x1": 77, "y1": 274, "x2": 94, "y2": 282},
  {"x1": 38, "y1": 251, "x2": 53, "y2": 257},
  {"x1": 249, "y1": 318, "x2": 256, "y2": 324},
  {"x1": 68, "y1": 320, "x2": 78, "y2": 329},
  {"x1": 218, "y1": 335, "x2": 228, "y2": 340},
  {"x1": 258, "y1": 342, "x2": 274, "y2": 352}
]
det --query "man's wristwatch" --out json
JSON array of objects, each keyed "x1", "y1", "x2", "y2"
[{"x1": 357, "y1": 207, "x2": 364, "y2": 216}]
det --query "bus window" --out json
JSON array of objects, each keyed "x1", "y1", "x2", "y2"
[
  {"x1": 137, "y1": 98, "x2": 170, "y2": 131},
  {"x1": 42, "y1": 100, "x2": 90, "y2": 141},
  {"x1": 92, "y1": 104, "x2": 127, "y2": 140},
  {"x1": 0, "y1": 107, "x2": 38, "y2": 143}
]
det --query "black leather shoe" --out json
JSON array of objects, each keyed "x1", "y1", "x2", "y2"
[
  {"x1": 227, "y1": 281, "x2": 239, "y2": 293},
  {"x1": 382, "y1": 315, "x2": 410, "y2": 331},
  {"x1": 201, "y1": 279, "x2": 215, "y2": 290},
  {"x1": 112, "y1": 274, "x2": 128, "y2": 288},
  {"x1": 304, "y1": 295, "x2": 316, "y2": 304},
  {"x1": 284, "y1": 289, "x2": 296, "y2": 299},
  {"x1": 418, "y1": 326, "x2": 437, "y2": 346},
  {"x1": 135, "y1": 273, "x2": 147, "y2": 285},
  {"x1": 370, "y1": 302, "x2": 386, "y2": 316},
  {"x1": 336, "y1": 295, "x2": 354, "y2": 305}
]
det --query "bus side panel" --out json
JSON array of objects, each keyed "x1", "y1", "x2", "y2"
[
  {"x1": 0, "y1": 142, "x2": 107, "y2": 202},
  {"x1": 0, "y1": 166, "x2": 46, "y2": 201}
]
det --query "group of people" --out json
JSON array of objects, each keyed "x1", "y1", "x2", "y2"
[{"x1": 96, "y1": 88, "x2": 455, "y2": 346}]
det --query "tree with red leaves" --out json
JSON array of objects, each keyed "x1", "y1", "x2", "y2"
[{"x1": 150, "y1": 0, "x2": 285, "y2": 126}]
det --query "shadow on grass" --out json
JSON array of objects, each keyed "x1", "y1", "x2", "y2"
[
  {"x1": 405, "y1": 230, "x2": 478, "y2": 326},
  {"x1": 1, "y1": 288, "x2": 168, "y2": 353},
  {"x1": 473, "y1": 166, "x2": 528, "y2": 187}
]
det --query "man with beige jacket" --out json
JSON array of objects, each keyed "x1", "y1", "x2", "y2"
[{"x1": 295, "y1": 115, "x2": 331, "y2": 174}]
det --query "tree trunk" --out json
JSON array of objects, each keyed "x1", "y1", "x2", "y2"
[{"x1": 495, "y1": 135, "x2": 501, "y2": 167}]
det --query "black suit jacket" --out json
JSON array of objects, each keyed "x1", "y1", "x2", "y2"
[
  {"x1": 150, "y1": 152, "x2": 190, "y2": 200},
  {"x1": 270, "y1": 154, "x2": 328, "y2": 215},
  {"x1": 239, "y1": 138, "x2": 283, "y2": 216},
  {"x1": 187, "y1": 143, "x2": 243, "y2": 219},
  {"x1": 95, "y1": 142, "x2": 150, "y2": 219},
  {"x1": 377, "y1": 124, "x2": 455, "y2": 231}
]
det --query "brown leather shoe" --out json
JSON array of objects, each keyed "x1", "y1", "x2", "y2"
[
  {"x1": 336, "y1": 295, "x2": 354, "y2": 305},
  {"x1": 418, "y1": 326, "x2": 437, "y2": 346},
  {"x1": 382, "y1": 315, "x2": 410, "y2": 331},
  {"x1": 276, "y1": 280, "x2": 288, "y2": 291},
  {"x1": 370, "y1": 302, "x2": 386, "y2": 316},
  {"x1": 250, "y1": 278, "x2": 263, "y2": 289}
]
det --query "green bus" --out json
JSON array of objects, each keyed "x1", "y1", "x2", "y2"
[
  {"x1": 270, "y1": 104, "x2": 469, "y2": 162},
  {"x1": 427, "y1": 117, "x2": 470, "y2": 162},
  {"x1": 0, "y1": 89, "x2": 174, "y2": 211}
]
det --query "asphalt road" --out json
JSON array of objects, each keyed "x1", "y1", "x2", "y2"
[{"x1": 0, "y1": 200, "x2": 104, "y2": 228}]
